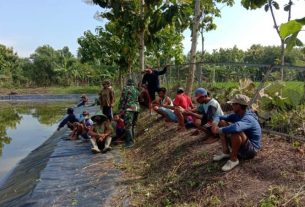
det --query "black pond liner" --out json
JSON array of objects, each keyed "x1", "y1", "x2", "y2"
[
  {"x1": 0, "y1": 106, "x2": 122, "y2": 207},
  {"x1": 0, "y1": 129, "x2": 65, "y2": 206}
]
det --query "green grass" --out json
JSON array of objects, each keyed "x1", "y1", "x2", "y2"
[{"x1": 48, "y1": 86, "x2": 100, "y2": 94}]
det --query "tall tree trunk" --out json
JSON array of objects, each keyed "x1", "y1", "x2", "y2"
[
  {"x1": 128, "y1": 57, "x2": 132, "y2": 74},
  {"x1": 200, "y1": 27, "x2": 204, "y2": 84},
  {"x1": 186, "y1": 0, "x2": 201, "y2": 94},
  {"x1": 139, "y1": 0, "x2": 145, "y2": 71},
  {"x1": 268, "y1": 0, "x2": 284, "y2": 80}
]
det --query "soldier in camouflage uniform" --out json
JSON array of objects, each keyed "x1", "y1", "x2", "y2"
[{"x1": 119, "y1": 79, "x2": 140, "y2": 148}]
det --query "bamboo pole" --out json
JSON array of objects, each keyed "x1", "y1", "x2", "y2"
[{"x1": 262, "y1": 129, "x2": 305, "y2": 142}]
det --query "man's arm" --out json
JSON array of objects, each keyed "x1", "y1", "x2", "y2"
[
  {"x1": 162, "y1": 96, "x2": 172, "y2": 106},
  {"x1": 142, "y1": 74, "x2": 148, "y2": 85},
  {"x1": 206, "y1": 105, "x2": 218, "y2": 121},
  {"x1": 88, "y1": 126, "x2": 99, "y2": 138},
  {"x1": 151, "y1": 97, "x2": 160, "y2": 107},
  {"x1": 184, "y1": 110, "x2": 202, "y2": 119},
  {"x1": 57, "y1": 116, "x2": 69, "y2": 130},
  {"x1": 110, "y1": 88, "x2": 115, "y2": 106},
  {"x1": 220, "y1": 119, "x2": 253, "y2": 134},
  {"x1": 212, "y1": 113, "x2": 238, "y2": 125},
  {"x1": 98, "y1": 121, "x2": 113, "y2": 141},
  {"x1": 156, "y1": 66, "x2": 167, "y2": 76}
]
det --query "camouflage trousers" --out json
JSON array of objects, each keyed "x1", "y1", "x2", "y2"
[{"x1": 123, "y1": 111, "x2": 139, "y2": 146}]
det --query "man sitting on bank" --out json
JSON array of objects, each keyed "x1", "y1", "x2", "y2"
[
  {"x1": 88, "y1": 111, "x2": 112, "y2": 153},
  {"x1": 151, "y1": 87, "x2": 173, "y2": 120},
  {"x1": 161, "y1": 87, "x2": 194, "y2": 129},
  {"x1": 57, "y1": 107, "x2": 79, "y2": 131},
  {"x1": 182, "y1": 88, "x2": 223, "y2": 143},
  {"x1": 211, "y1": 94, "x2": 262, "y2": 171}
]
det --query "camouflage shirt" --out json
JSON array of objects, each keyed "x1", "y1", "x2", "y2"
[{"x1": 119, "y1": 85, "x2": 140, "y2": 112}]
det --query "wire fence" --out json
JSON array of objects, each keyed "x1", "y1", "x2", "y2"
[{"x1": 117, "y1": 62, "x2": 305, "y2": 140}]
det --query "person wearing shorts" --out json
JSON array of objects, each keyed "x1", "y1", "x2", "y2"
[
  {"x1": 151, "y1": 87, "x2": 174, "y2": 121},
  {"x1": 179, "y1": 88, "x2": 223, "y2": 142},
  {"x1": 211, "y1": 94, "x2": 262, "y2": 172},
  {"x1": 161, "y1": 87, "x2": 194, "y2": 125}
]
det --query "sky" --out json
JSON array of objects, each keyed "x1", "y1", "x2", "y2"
[{"x1": 0, "y1": 0, "x2": 304, "y2": 58}]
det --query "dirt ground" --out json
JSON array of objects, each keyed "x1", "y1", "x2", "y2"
[{"x1": 112, "y1": 112, "x2": 305, "y2": 207}]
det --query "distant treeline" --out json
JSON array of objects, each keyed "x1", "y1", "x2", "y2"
[{"x1": 0, "y1": 43, "x2": 304, "y2": 87}]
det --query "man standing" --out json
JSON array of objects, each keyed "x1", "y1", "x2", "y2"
[
  {"x1": 211, "y1": 94, "x2": 262, "y2": 172},
  {"x1": 141, "y1": 64, "x2": 168, "y2": 101},
  {"x1": 99, "y1": 80, "x2": 115, "y2": 121},
  {"x1": 119, "y1": 79, "x2": 140, "y2": 148}
]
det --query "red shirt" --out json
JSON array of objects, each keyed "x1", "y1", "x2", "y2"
[
  {"x1": 173, "y1": 93, "x2": 193, "y2": 110},
  {"x1": 116, "y1": 119, "x2": 125, "y2": 129}
]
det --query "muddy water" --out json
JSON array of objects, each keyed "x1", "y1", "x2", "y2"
[{"x1": 0, "y1": 101, "x2": 74, "y2": 184}]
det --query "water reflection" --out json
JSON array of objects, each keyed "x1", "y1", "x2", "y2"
[{"x1": 0, "y1": 102, "x2": 73, "y2": 156}]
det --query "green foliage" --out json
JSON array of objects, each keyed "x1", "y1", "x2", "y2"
[
  {"x1": 0, "y1": 44, "x2": 19, "y2": 86},
  {"x1": 0, "y1": 43, "x2": 110, "y2": 87},
  {"x1": 280, "y1": 17, "x2": 305, "y2": 51},
  {"x1": 0, "y1": 104, "x2": 20, "y2": 155},
  {"x1": 269, "y1": 105, "x2": 305, "y2": 134},
  {"x1": 280, "y1": 19, "x2": 304, "y2": 39},
  {"x1": 259, "y1": 186, "x2": 284, "y2": 207},
  {"x1": 241, "y1": 0, "x2": 268, "y2": 10}
]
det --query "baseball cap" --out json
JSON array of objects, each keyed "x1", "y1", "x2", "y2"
[
  {"x1": 194, "y1": 88, "x2": 208, "y2": 98},
  {"x1": 227, "y1": 94, "x2": 250, "y2": 106},
  {"x1": 177, "y1": 87, "x2": 184, "y2": 93}
]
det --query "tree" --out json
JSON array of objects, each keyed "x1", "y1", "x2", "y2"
[
  {"x1": 30, "y1": 45, "x2": 59, "y2": 86},
  {"x1": 145, "y1": 24, "x2": 185, "y2": 66},
  {"x1": 89, "y1": 0, "x2": 193, "y2": 73},
  {"x1": 241, "y1": 0, "x2": 304, "y2": 81},
  {"x1": 185, "y1": 0, "x2": 202, "y2": 94},
  {"x1": 54, "y1": 46, "x2": 77, "y2": 86},
  {"x1": 0, "y1": 44, "x2": 19, "y2": 86},
  {"x1": 185, "y1": 0, "x2": 234, "y2": 94}
]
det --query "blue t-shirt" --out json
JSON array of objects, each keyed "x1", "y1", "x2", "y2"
[{"x1": 214, "y1": 110, "x2": 262, "y2": 150}]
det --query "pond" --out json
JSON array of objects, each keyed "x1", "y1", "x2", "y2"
[{"x1": 0, "y1": 101, "x2": 75, "y2": 184}]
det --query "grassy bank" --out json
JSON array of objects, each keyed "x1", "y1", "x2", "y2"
[
  {"x1": 0, "y1": 86, "x2": 101, "y2": 95},
  {"x1": 112, "y1": 111, "x2": 305, "y2": 206}
]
